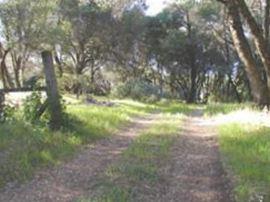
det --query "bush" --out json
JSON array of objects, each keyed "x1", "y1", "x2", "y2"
[
  {"x1": 144, "y1": 94, "x2": 160, "y2": 103},
  {"x1": 0, "y1": 105, "x2": 16, "y2": 123},
  {"x1": 159, "y1": 98, "x2": 170, "y2": 105},
  {"x1": 112, "y1": 79, "x2": 160, "y2": 102},
  {"x1": 59, "y1": 74, "x2": 111, "y2": 96},
  {"x1": 112, "y1": 83, "x2": 131, "y2": 99},
  {"x1": 23, "y1": 91, "x2": 48, "y2": 124}
]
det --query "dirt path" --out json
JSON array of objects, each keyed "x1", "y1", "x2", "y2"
[
  {"x1": 159, "y1": 111, "x2": 234, "y2": 202},
  {"x1": 0, "y1": 110, "x2": 235, "y2": 202},
  {"x1": 0, "y1": 114, "x2": 159, "y2": 202}
]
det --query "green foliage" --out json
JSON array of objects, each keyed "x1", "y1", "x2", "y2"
[
  {"x1": 23, "y1": 89, "x2": 69, "y2": 127},
  {"x1": 23, "y1": 91, "x2": 48, "y2": 123},
  {"x1": 219, "y1": 124, "x2": 270, "y2": 202},
  {"x1": 0, "y1": 105, "x2": 16, "y2": 123},
  {"x1": 145, "y1": 94, "x2": 159, "y2": 104},
  {"x1": 157, "y1": 100, "x2": 196, "y2": 115},
  {"x1": 111, "y1": 83, "x2": 130, "y2": 99},
  {"x1": 0, "y1": 0, "x2": 60, "y2": 49},
  {"x1": 112, "y1": 79, "x2": 160, "y2": 102},
  {"x1": 131, "y1": 82, "x2": 159, "y2": 101},
  {"x1": 197, "y1": 0, "x2": 221, "y2": 22}
]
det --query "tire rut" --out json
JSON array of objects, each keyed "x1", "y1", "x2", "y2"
[{"x1": 158, "y1": 111, "x2": 234, "y2": 202}]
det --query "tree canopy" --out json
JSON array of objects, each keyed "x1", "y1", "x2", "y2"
[{"x1": 0, "y1": 0, "x2": 269, "y2": 106}]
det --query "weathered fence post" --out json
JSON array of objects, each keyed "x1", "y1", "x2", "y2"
[
  {"x1": 41, "y1": 50, "x2": 62, "y2": 131},
  {"x1": 0, "y1": 90, "x2": 5, "y2": 122}
]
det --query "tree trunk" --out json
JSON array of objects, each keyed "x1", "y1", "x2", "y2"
[
  {"x1": 236, "y1": 0, "x2": 270, "y2": 92},
  {"x1": 0, "y1": 91, "x2": 5, "y2": 122},
  {"x1": 186, "y1": 11, "x2": 197, "y2": 103},
  {"x1": 41, "y1": 51, "x2": 62, "y2": 131},
  {"x1": 0, "y1": 61, "x2": 8, "y2": 89},
  {"x1": 157, "y1": 64, "x2": 164, "y2": 97},
  {"x1": 227, "y1": 3, "x2": 269, "y2": 105},
  {"x1": 188, "y1": 65, "x2": 197, "y2": 103},
  {"x1": 228, "y1": 74, "x2": 242, "y2": 103},
  {"x1": 14, "y1": 58, "x2": 22, "y2": 88},
  {"x1": 54, "y1": 54, "x2": 64, "y2": 77},
  {"x1": 0, "y1": 49, "x2": 14, "y2": 89},
  {"x1": 265, "y1": 0, "x2": 270, "y2": 46},
  {"x1": 89, "y1": 59, "x2": 96, "y2": 85},
  {"x1": 11, "y1": 54, "x2": 23, "y2": 88},
  {"x1": 14, "y1": 70, "x2": 21, "y2": 88},
  {"x1": 223, "y1": 17, "x2": 242, "y2": 103}
]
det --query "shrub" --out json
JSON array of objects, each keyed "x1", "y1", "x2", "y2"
[
  {"x1": 144, "y1": 94, "x2": 159, "y2": 104},
  {"x1": 112, "y1": 83, "x2": 131, "y2": 99},
  {"x1": 59, "y1": 74, "x2": 111, "y2": 96},
  {"x1": 0, "y1": 105, "x2": 16, "y2": 123},
  {"x1": 159, "y1": 98, "x2": 170, "y2": 105},
  {"x1": 23, "y1": 90, "x2": 48, "y2": 124},
  {"x1": 112, "y1": 79, "x2": 160, "y2": 102}
]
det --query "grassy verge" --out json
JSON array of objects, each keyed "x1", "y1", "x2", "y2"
[
  {"x1": 219, "y1": 124, "x2": 270, "y2": 202},
  {"x1": 204, "y1": 103, "x2": 254, "y2": 116},
  {"x1": 83, "y1": 113, "x2": 182, "y2": 202},
  {"x1": 0, "y1": 100, "x2": 154, "y2": 188}
]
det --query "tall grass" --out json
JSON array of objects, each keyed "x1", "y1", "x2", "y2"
[{"x1": 219, "y1": 124, "x2": 270, "y2": 202}]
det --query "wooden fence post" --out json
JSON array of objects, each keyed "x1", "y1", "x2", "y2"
[{"x1": 41, "y1": 50, "x2": 62, "y2": 131}]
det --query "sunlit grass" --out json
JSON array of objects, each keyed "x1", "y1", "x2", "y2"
[
  {"x1": 204, "y1": 103, "x2": 254, "y2": 116},
  {"x1": 219, "y1": 124, "x2": 270, "y2": 202},
  {"x1": 157, "y1": 101, "x2": 197, "y2": 115},
  {"x1": 209, "y1": 103, "x2": 270, "y2": 201}
]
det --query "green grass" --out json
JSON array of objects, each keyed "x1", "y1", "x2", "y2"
[
  {"x1": 66, "y1": 101, "x2": 154, "y2": 141},
  {"x1": 0, "y1": 100, "x2": 155, "y2": 188},
  {"x1": 157, "y1": 101, "x2": 196, "y2": 115},
  {"x1": 86, "y1": 113, "x2": 182, "y2": 202},
  {"x1": 204, "y1": 103, "x2": 254, "y2": 116},
  {"x1": 219, "y1": 124, "x2": 270, "y2": 202}
]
